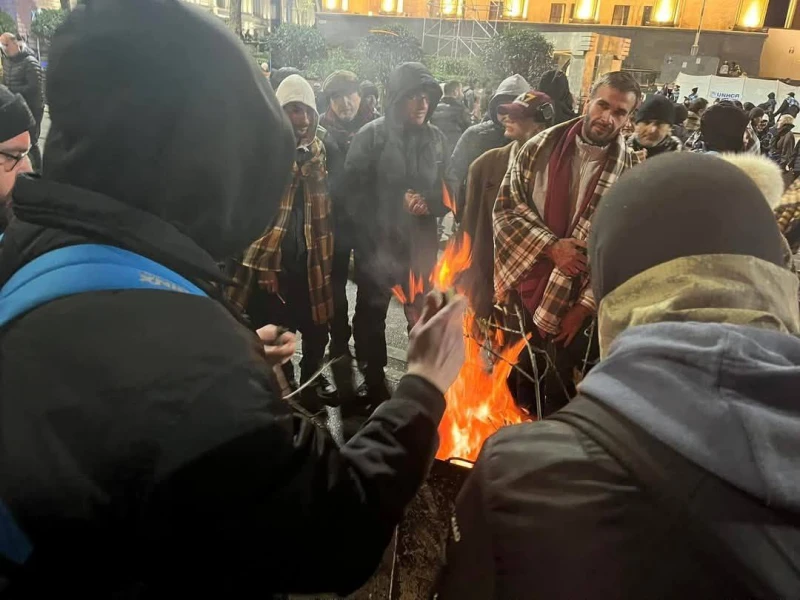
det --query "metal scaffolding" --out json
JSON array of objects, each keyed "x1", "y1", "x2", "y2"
[{"x1": 421, "y1": 0, "x2": 501, "y2": 57}]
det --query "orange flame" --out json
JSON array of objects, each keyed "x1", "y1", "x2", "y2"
[
  {"x1": 430, "y1": 233, "x2": 530, "y2": 462},
  {"x1": 442, "y1": 181, "x2": 456, "y2": 217},
  {"x1": 391, "y1": 271, "x2": 425, "y2": 304}
]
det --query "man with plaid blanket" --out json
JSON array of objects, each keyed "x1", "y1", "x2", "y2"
[
  {"x1": 493, "y1": 71, "x2": 641, "y2": 415},
  {"x1": 227, "y1": 74, "x2": 336, "y2": 407}
]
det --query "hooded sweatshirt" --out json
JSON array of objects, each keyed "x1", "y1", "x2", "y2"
[
  {"x1": 344, "y1": 62, "x2": 448, "y2": 288},
  {"x1": 538, "y1": 70, "x2": 576, "y2": 125},
  {"x1": 446, "y1": 74, "x2": 531, "y2": 216}
]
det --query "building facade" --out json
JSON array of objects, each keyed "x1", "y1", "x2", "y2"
[{"x1": 182, "y1": 0, "x2": 273, "y2": 35}]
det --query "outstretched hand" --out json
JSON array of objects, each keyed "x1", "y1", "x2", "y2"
[
  {"x1": 257, "y1": 325, "x2": 296, "y2": 366},
  {"x1": 406, "y1": 292, "x2": 467, "y2": 394}
]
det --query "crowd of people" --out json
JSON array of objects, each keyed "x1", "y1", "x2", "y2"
[{"x1": 0, "y1": 0, "x2": 797, "y2": 597}]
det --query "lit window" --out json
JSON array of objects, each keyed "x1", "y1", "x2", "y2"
[
  {"x1": 651, "y1": 0, "x2": 677, "y2": 25},
  {"x1": 504, "y1": 0, "x2": 529, "y2": 19},
  {"x1": 324, "y1": 0, "x2": 349, "y2": 10},
  {"x1": 381, "y1": 0, "x2": 403, "y2": 13},
  {"x1": 736, "y1": 0, "x2": 766, "y2": 29},
  {"x1": 573, "y1": 0, "x2": 597, "y2": 21}
]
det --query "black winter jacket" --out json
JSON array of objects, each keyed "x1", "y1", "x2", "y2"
[
  {"x1": 343, "y1": 62, "x2": 448, "y2": 287},
  {"x1": 0, "y1": 178, "x2": 446, "y2": 597},
  {"x1": 431, "y1": 96, "x2": 472, "y2": 154},
  {"x1": 2, "y1": 48, "x2": 43, "y2": 120}
]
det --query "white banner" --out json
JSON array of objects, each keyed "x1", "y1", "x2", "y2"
[{"x1": 675, "y1": 73, "x2": 800, "y2": 107}]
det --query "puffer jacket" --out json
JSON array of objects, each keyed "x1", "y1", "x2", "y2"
[
  {"x1": 431, "y1": 96, "x2": 472, "y2": 154},
  {"x1": 446, "y1": 74, "x2": 530, "y2": 218},
  {"x1": 343, "y1": 62, "x2": 448, "y2": 287},
  {"x1": 2, "y1": 47, "x2": 43, "y2": 120}
]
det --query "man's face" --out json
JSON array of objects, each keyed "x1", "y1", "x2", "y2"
[
  {"x1": 0, "y1": 35, "x2": 18, "y2": 57},
  {"x1": 634, "y1": 120, "x2": 671, "y2": 147},
  {"x1": 283, "y1": 102, "x2": 312, "y2": 143},
  {"x1": 757, "y1": 118, "x2": 769, "y2": 132},
  {"x1": 0, "y1": 131, "x2": 32, "y2": 202},
  {"x1": 364, "y1": 94, "x2": 377, "y2": 111},
  {"x1": 330, "y1": 91, "x2": 361, "y2": 123},
  {"x1": 402, "y1": 91, "x2": 429, "y2": 126},
  {"x1": 501, "y1": 114, "x2": 544, "y2": 142},
  {"x1": 453, "y1": 85, "x2": 463, "y2": 100},
  {"x1": 582, "y1": 84, "x2": 638, "y2": 145}
]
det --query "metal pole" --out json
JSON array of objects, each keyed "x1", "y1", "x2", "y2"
[
  {"x1": 787, "y1": 0, "x2": 799, "y2": 29},
  {"x1": 690, "y1": 0, "x2": 708, "y2": 56}
]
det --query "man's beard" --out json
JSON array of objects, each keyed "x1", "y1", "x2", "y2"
[{"x1": 582, "y1": 114, "x2": 618, "y2": 145}]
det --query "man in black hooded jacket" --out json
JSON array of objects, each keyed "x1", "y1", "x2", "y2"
[
  {"x1": 0, "y1": 2, "x2": 467, "y2": 596},
  {"x1": 344, "y1": 62, "x2": 450, "y2": 402},
  {"x1": 434, "y1": 153, "x2": 800, "y2": 599}
]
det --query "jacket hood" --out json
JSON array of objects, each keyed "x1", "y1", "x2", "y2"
[
  {"x1": 582, "y1": 253, "x2": 800, "y2": 513},
  {"x1": 276, "y1": 74, "x2": 319, "y2": 145},
  {"x1": 488, "y1": 74, "x2": 530, "y2": 125},
  {"x1": 39, "y1": 0, "x2": 295, "y2": 261},
  {"x1": 385, "y1": 62, "x2": 442, "y2": 126}
]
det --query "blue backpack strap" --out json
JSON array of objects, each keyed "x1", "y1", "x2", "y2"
[
  {"x1": 0, "y1": 244, "x2": 209, "y2": 567},
  {"x1": 0, "y1": 244, "x2": 208, "y2": 328}
]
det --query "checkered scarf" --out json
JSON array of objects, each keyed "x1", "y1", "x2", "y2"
[
  {"x1": 229, "y1": 137, "x2": 334, "y2": 325},
  {"x1": 494, "y1": 117, "x2": 639, "y2": 335}
]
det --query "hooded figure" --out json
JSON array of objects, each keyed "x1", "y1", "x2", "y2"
[
  {"x1": 770, "y1": 114, "x2": 796, "y2": 175},
  {"x1": 445, "y1": 73, "x2": 531, "y2": 218},
  {"x1": 538, "y1": 69, "x2": 577, "y2": 125},
  {"x1": 343, "y1": 62, "x2": 448, "y2": 400},
  {"x1": 0, "y1": 2, "x2": 453, "y2": 595},
  {"x1": 435, "y1": 153, "x2": 800, "y2": 599},
  {"x1": 227, "y1": 74, "x2": 336, "y2": 406}
]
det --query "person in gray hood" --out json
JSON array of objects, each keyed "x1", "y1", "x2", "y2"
[
  {"x1": 435, "y1": 152, "x2": 800, "y2": 599},
  {"x1": 445, "y1": 74, "x2": 530, "y2": 219}
]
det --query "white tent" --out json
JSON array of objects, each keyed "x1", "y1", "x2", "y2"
[{"x1": 675, "y1": 73, "x2": 800, "y2": 106}]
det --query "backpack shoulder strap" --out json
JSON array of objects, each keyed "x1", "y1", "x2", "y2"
[
  {"x1": 552, "y1": 397, "x2": 800, "y2": 599},
  {"x1": 0, "y1": 244, "x2": 208, "y2": 328}
]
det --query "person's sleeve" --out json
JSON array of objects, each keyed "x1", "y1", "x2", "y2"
[
  {"x1": 324, "y1": 135, "x2": 345, "y2": 201},
  {"x1": 432, "y1": 440, "x2": 496, "y2": 599},
  {"x1": 341, "y1": 124, "x2": 377, "y2": 222},
  {"x1": 493, "y1": 143, "x2": 558, "y2": 298},
  {"x1": 18, "y1": 58, "x2": 42, "y2": 100},
  {"x1": 151, "y1": 370, "x2": 445, "y2": 596},
  {"x1": 446, "y1": 129, "x2": 472, "y2": 219},
  {"x1": 426, "y1": 129, "x2": 451, "y2": 218},
  {"x1": 576, "y1": 283, "x2": 597, "y2": 312}
]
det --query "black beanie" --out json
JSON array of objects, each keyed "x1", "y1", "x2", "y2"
[
  {"x1": 590, "y1": 153, "x2": 785, "y2": 301},
  {"x1": 636, "y1": 94, "x2": 675, "y2": 124},
  {"x1": 0, "y1": 84, "x2": 34, "y2": 142},
  {"x1": 323, "y1": 70, "x2": 359, "y2": 97},
  {"x1": 700, "y1": 103, "x2": 749, "y2": 152},
  {"x1": 673, "y1": 102, "x2": 688, "y2": 125}
]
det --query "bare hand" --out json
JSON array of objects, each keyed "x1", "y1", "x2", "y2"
[
  {"x1": 257, "y1": 325, "x2": 296, "y2": 366},
  {"x1": 406, "y1": 292, "x2": 467, "y2": 394},
  {"x1": 553, "y1": 304, "x2": 592, "y2": 346},
  {"x1": 547, "y1": 239, "x2": 587, "y2": 276},
  {"x1": 404, "y1": 190, "x2": 430, "y2": 216}
]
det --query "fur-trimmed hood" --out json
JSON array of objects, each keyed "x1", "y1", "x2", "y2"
[{"x1": 719, "y1": 153, "x2": 785, "y2": 209}]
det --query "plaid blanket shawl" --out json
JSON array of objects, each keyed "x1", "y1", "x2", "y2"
[
  {"x1": 494, "y1": 117, "x2": 638, "y2": 335},
  {"x1": 229, "y1": 137, "x2": 334, "y2": 325}
]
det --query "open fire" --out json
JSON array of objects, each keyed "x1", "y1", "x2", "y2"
[{"x1": 430, "y1": 233, "x2": 530, "y2": 462}]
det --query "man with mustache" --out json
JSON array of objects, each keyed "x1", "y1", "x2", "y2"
[{"x1": 493, "y1": 71, "x2": 641, "y2": 416}]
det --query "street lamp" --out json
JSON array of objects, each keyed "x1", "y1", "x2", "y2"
[{"x1": 690, "y1": 0, "x2": 708, "y2": 56}]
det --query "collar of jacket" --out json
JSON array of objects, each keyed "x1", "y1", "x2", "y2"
[
  {"x1": 3, "y1": 175, "x2": 229, "y2": 291},
  {"x1": 597, "y1": 254, "x2": 800, "y2": 358}
]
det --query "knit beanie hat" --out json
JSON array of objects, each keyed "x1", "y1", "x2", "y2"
[
  {"x1": 701, "y1": 103, "x2": 749, "y2": 152},
  {"x1": 359, "y1": 80, "x2": 379, "y2": 98},
  {"x1": 636, "y1": 94, "x2": 675, "y2": 124},
  {"x1": 590, "y1": 153, "x2": 784, "y2": 301},
  {"x1": 0, "y1": 84, "x2": 34, "y2": 142},
  {"x1": 673, "y1": 103, "x2": 688, "y2": 125},
  {"x1": 323, "y1": 70, "x2": 359, "y2": 97}
]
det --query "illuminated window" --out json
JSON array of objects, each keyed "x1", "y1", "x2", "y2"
[
  {"x1": 381, "y1": 0, "x2": 403, "y2": 13},
  {"x1": 243, "y1": 0, "x2": 253, "y2": 13},
  {"x1": 573, "y1": 0, "x2": 598, "y2": 21},
  {"x1": 651, "y1": 0, "x2": 678, "y2": 24},
  {"x1": 736, "y1": 0, "x2": 767, "y2": 29},
  {"x1": 612, "y1": 4, "x2": 630, "y2": 24},
  {"x1": 550, "y1": 3, "x2": 566, "y2": 22},
  {"x1": 324, "y1": 0, "x2": 350, "y2": 10},
  {"x1": 437, "y1": 0, "x2": 464, "y2": 16},
  {"x1": 504, "y1": 0, "x2": 529, "y2": 19}
]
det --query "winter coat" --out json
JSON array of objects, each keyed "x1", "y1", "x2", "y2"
[
  {"x1": 0, "y1": 5, "x2": 446, "y2": 595},
  {"x1": 343, "y1": 62, "x2": 448, "y2": 287},
  {"x1": 1, "y1": 47, "x2": 43, "y2": 121},
  {"x1": 770, "y1": 124, "x2": 796, "y2": 168},
  {"x1": 446, "y1": 74, "x2": 530, "y2": 218},
  {"x1": 628, "y1": 133, "x2": 683, "y2": 159},
  {"x1": 431, "y1": 96, "x2": 472, "y2": 154},
  {"x1": 458, "y1": 142, "x2": 516, "y2": 318},
  {"x1": 435, "y1": 254, "x2": 800, "y2": 599}
]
